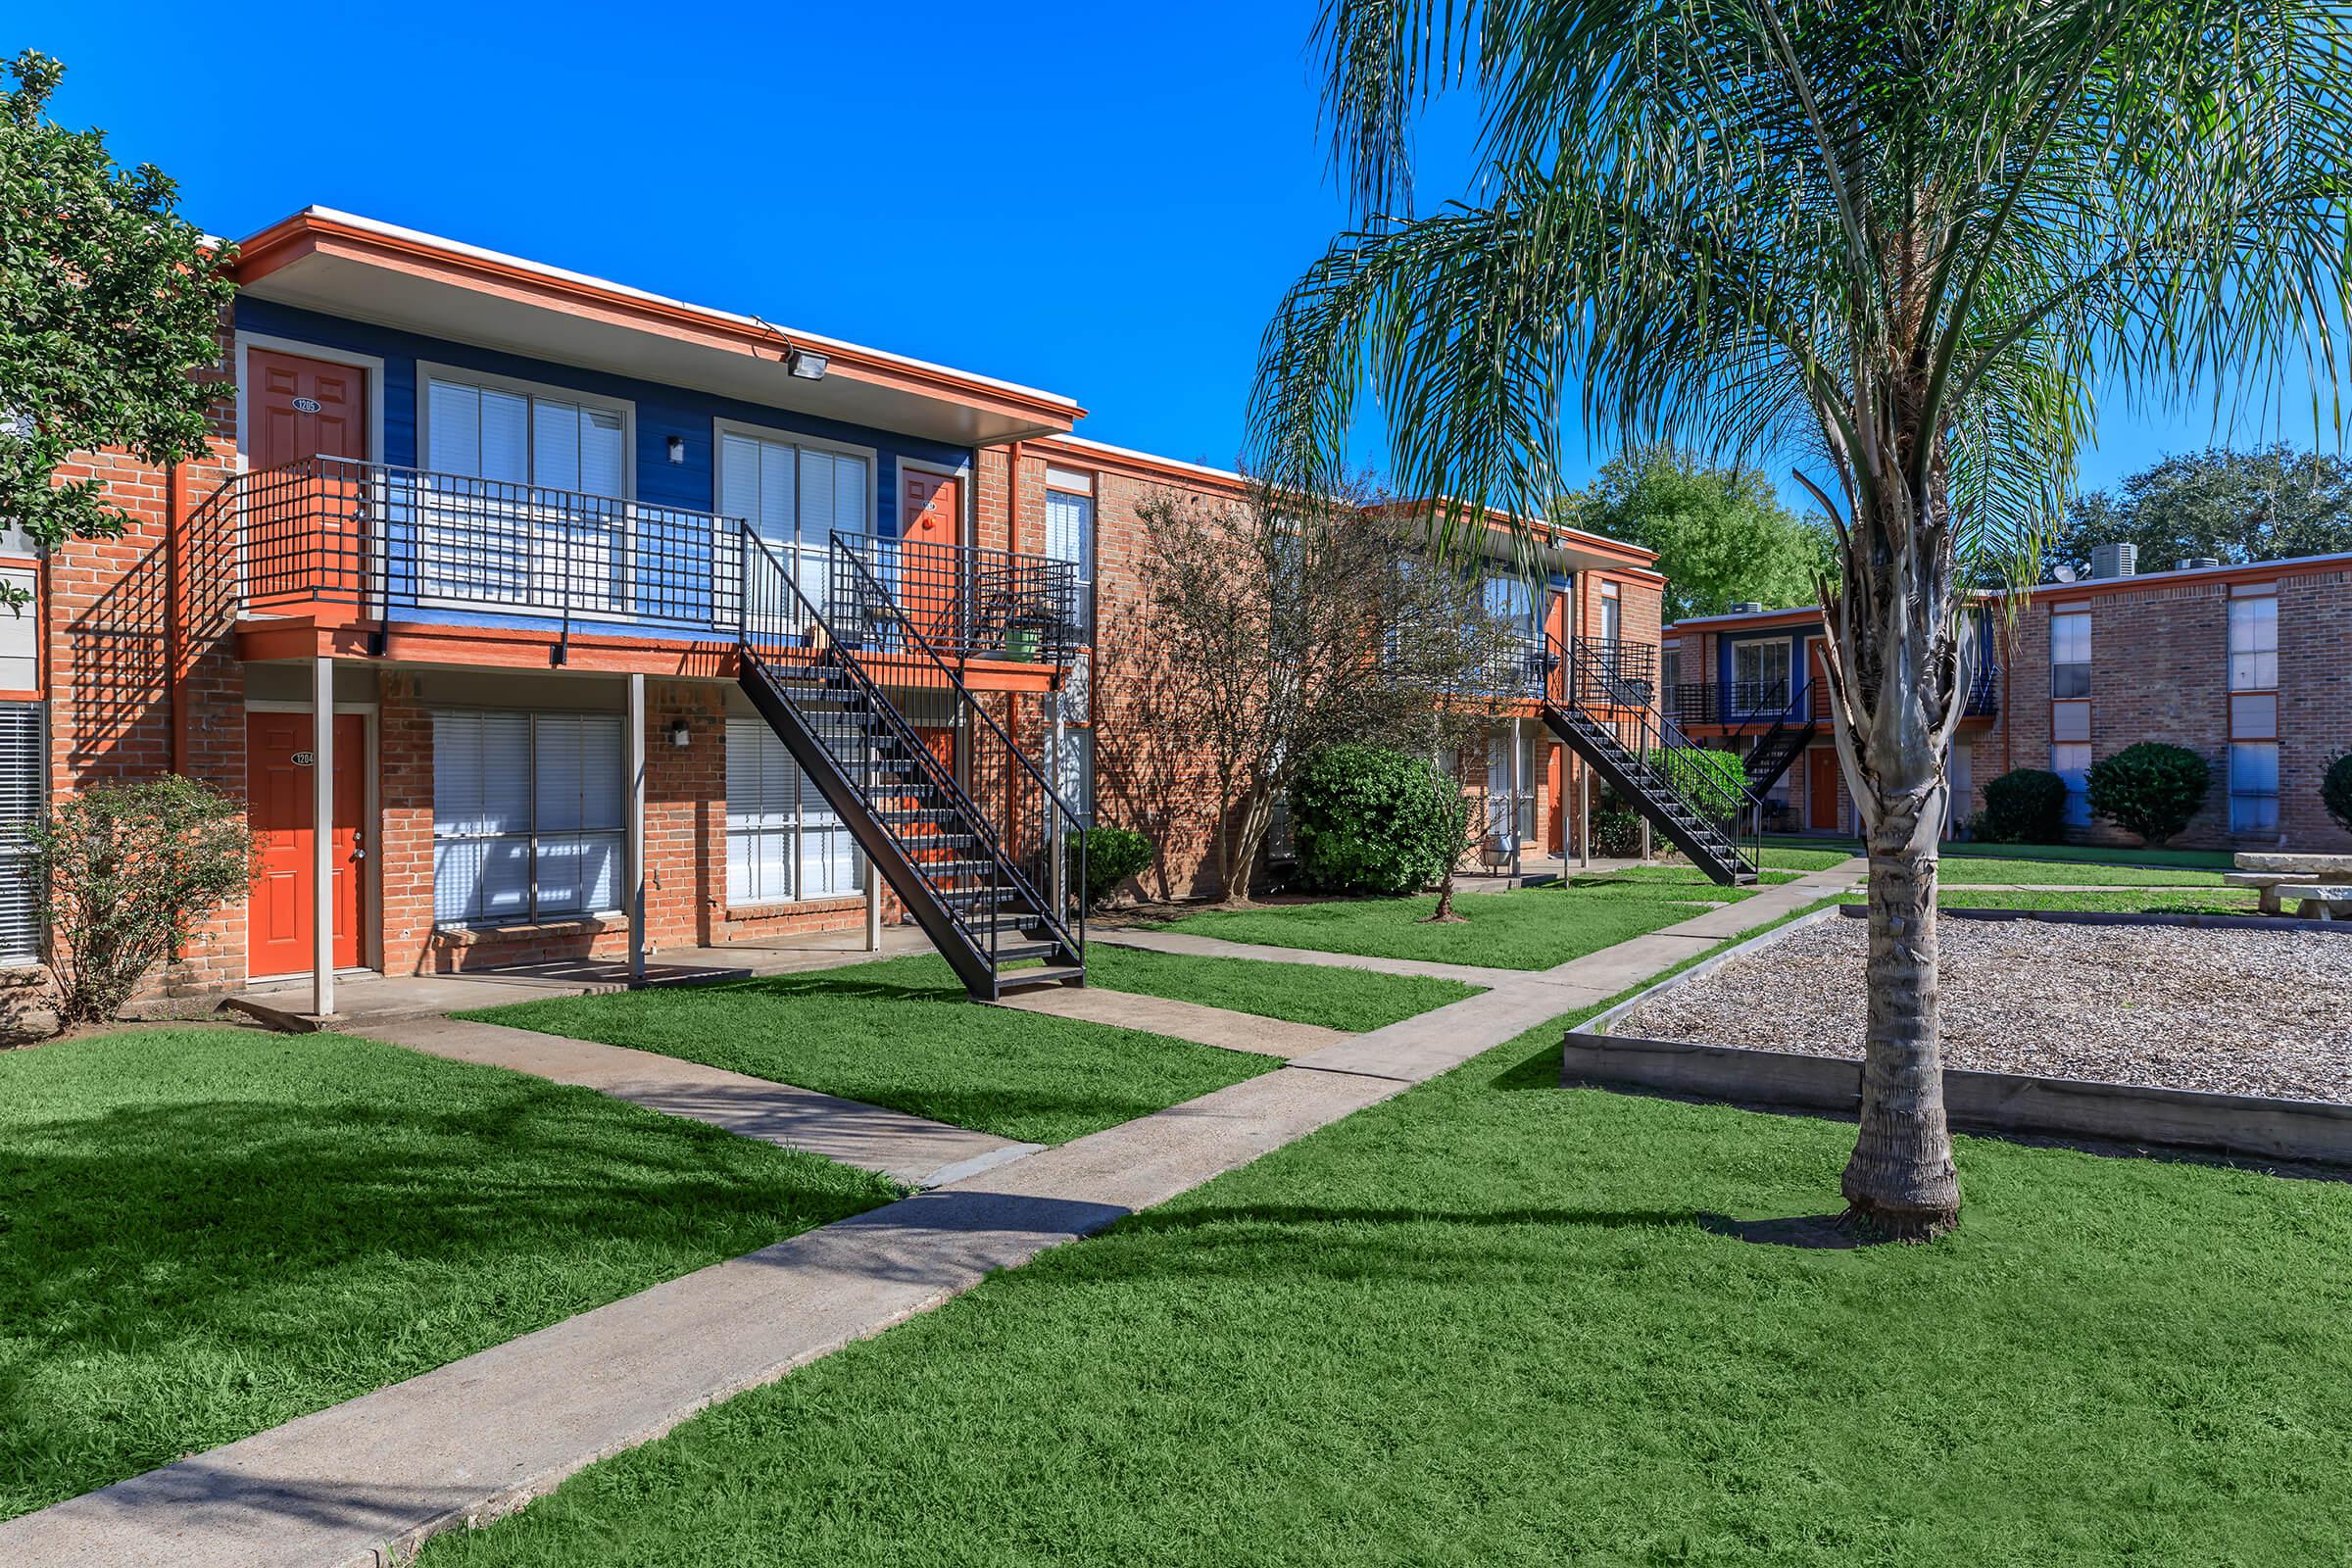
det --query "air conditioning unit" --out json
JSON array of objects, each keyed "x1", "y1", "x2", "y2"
[
  {"x1": 2088, "y1": 542, "x2": 2137, "y2": 579},
  {"x1": 1729, "y1": 601, "x2": 1765, "y2": 614},
  {"x1": 2175, "y1": 556, "x2": 2221, "y2": 571}
]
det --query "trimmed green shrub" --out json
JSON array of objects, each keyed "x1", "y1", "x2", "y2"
[
  {"x1": 24, "y1": 775, "x2": 260, "y2": 1023},
  {"x1": 2085, "y1": 742, "x2": 2210, "y2": 847},
  {"x1": 1069, "y1": 825, "x2": 1153, "y2": 908},
  {"x1": 1291, "y1": 743, "x2": 1458, "y2": 896},
  {"x1": 1592, "y1": 790, "x2": 1647, "y2": 858},
  {"x1": 1979, "y1": 767, "x2": 2071, "y2": 844},
  {"x1": 2323, "y1": 752, "x2": 2352, "y2": 834},
  {"x1": 1644, "y1": 746, "x2": 1748, "y2": 816}
]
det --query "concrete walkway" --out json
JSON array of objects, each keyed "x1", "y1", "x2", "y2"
[
  {"x1": 990, "y1": 984, "x2": 1346, "y2": 1057},
  {"x1": 0, "y1": 858, "x2": 1866, "y2": 1568},
  {"x1": 363, "y1": 1016, "x2": 1038, "y2": 1189},
  {"x1": 1093, "y1": 928, "x2": 1533, "y2": 988}
]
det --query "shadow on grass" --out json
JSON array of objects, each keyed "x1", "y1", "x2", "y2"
[{"x1": 5, "y1": 1093, "x2": 880, "y2": 1364}]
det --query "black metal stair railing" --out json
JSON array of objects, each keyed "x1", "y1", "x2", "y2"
[
  {"x1": 1543, "y1": 630, "x2": 1762, "y2": 883},
  {"x1": 825, "y1": 536, "x2": 1088, "y2": 970},
  {"x1": 735, "y1": 527, "x2": 1085, "y2": 999}
]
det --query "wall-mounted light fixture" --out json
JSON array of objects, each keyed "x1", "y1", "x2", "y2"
[
  {"x1": 787, "y1": 347, "x2": 830, "y2": 381},
  {"x1": 667, "y1": 718, "x2": 692, "y2": 749},
  {"x1": 666, "y1": 435, "x2": 686, "y2": 465}
]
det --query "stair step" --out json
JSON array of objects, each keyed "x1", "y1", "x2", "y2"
[
  {"x1": 995, "y1": 964, "x2": 1085, "y2": 989},
  {"x1": 987, "y1": 941, "x2": 1062, "y2": 963}
]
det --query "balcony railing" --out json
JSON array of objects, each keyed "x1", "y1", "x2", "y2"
[
  {"x1": 830, "y1": 533, "x2": 1085, "y2": 667},
  {"x1": 1670, "y1": 664, "x2": 2000, "y2": 726},
  {"x1": 205, "y1": 456, "x2": 1082, "y2": 664}
]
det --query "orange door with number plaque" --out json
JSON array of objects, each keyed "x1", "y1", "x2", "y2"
[
  {"x1": 247, "y1": 712, "x2": 367, "y2": 977},
  {"x1": 900, "y1": 470, "x2": 961, "y2": 645},
  {"x1": 248, "y1": 349, "x2": 371, "y2": 616}
]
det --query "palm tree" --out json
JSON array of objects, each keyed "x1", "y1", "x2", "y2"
[{"x1": 1254, "y1": 0, "x2": 2352, "y2": 1238}]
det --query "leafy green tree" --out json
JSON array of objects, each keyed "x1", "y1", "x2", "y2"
[
  {"x1": 0, "y1": 50, "x2": 233, "y2": 609},
  {"x1": 1252, "y1": 0, "x2": 2350, "y2": 1239},
  {"x1": 2052, "y1": 445, "x2": 2352, "y2": 576},
  {"x1": 1571, "y1": 445, "x2": 1835, "y2": 620}
]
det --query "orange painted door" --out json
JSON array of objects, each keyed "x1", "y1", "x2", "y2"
[
  {"x1": 248, "y1": 712, "x2": 367, "y2": 977},
  {"x1": 248, "y1": 349, "x2": 371, "y2": 615},
  {"x1": 1806, "y1": 747, "x2": 1841, "y2": 834},
  {"x1": 1546, "y1": 746, "x2": 1566, "y2": 854},
  {"x1": 1806, "y1": 639, "x2": 1831, "y2": 720},
  {"x1": 900, "y1": 470, "x2": 961, "y2": 646}
]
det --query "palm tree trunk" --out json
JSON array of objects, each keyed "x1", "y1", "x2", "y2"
[{"x1": 1841, "y1": 783, "x2": 1961, "y2": 1241}]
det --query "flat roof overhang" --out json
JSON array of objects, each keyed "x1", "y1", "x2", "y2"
[{"x1": 231, "y1": 210, "x2": 1083, "y2": 449}]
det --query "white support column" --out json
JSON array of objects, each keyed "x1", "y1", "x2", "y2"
[
  {"x1": 1508, "y1": 716, "x2": 1524, "y2": 879},
  {"x1": 1049, "y1": 710, "x2": 1068, "y2": 914},
  {"x1": 864, "y1": 875, "x2": 883, "y2": 953},
  {"x1": 626, "y1": 673, "x2": 647, "y2": 986},
  {"x1": 310, "y1": 654, "x2": 335, "y2": 1018},
  {"x1": 1579, "y1": 757, "x2": 1592, "y2": 869}
]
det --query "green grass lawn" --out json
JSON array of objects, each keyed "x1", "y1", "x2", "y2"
[
  {"x1": 1934, "y1": 854, "x2": 2226, "y2": 886},
  {"x1": 464, "y1": 955, "x2": 1280, "y2": 1146},
  {"x1": 1083, "y1": 944, "x2": 1482, "y2": 1031},
  {"x1": 1157, "y1": 877, "x2": 1758, "y2": 970},
  {"x1": 1758, "y1": 847, "x2": 1855, "y2": 871},
  {"x1": 0, "y1": 1027, "x2": 894, "y2": 1522},
  {"x1": 417, "y1": 995, "x2": 2352, "y2": 1567},
  {"x1": 1837, "y1": 887, "x2": 2264, "y2": 914},
  {"x1": 1769, "y1": 835, "x2": 2236, "y2": 873}
]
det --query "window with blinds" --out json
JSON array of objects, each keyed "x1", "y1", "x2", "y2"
[
  {"x1": 718, "y1": 430, "x2": 870, "y2": 621},
  {"x1": 432, "y1": 710, "x2": 625, "y2": 924},
  {"x1": 419, "y1": 373, "x2": 631, "y2": 613},
  {"x1": 0, "y1": 702, "x2": 42, "y2": 964},
  {"x1": 1045, "y1": 487, "x2": 1095, "y2": 635},
  {"x1": 725, "y1": 719, "x2": 862, "y2": 905}
]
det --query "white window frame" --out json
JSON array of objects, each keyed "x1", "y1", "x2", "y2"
[
  {"x1": 1730, "y1": 637, "x2": 1792, "y2": 716},
  {"x1": 413, "y1": 363, "x2": 639, "y2": 623},
  {"x1": 724, "y1": 717, "x2": 865, "y2": 907},
  {"x1": 2228, "y1": 592, "x2": 2278, "y2": 693},
  {"x1": 429, "y1": 709, "x2": 628, "y2": 927},
  {"x1": 712, "y1": 417, "x2": 879, "y2": 628}
]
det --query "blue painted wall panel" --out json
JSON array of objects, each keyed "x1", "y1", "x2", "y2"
[{"x1": 234, "y1": 298, "x2": 975, "y2": 640}]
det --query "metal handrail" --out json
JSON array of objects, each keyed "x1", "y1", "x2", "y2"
[
  {"x1": 827, "y1": 537, "x2": 1089, "y2": 970},
  {"x1": 738, "y1": 528, "x2": 1056, "y2": 969},
  {"x1": 1550, "y1": 630, "x2": 1763, "y2": 875},
  {"x1": 830, "y1": 532, "x2": 1084, "y2": 664}
]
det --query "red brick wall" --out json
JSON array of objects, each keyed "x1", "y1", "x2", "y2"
[
  {"x1": 1970, "y1": 567, "x2": 2352, "y2": 851},
  {"x1": 43, "y1": 314, "x2": 246, "y2": 996}
]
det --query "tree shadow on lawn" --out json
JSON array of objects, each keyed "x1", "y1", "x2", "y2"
[{"x1": 1, "y1": 1090, "x2": 890, "y2": 1494}]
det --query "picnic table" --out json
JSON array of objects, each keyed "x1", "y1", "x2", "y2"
[{"x1": 2226, "y1": 853, "x2": 2352, "y2": 919}]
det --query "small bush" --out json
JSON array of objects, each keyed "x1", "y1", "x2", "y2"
[
  {"x1": 1979, "y1": 768, "x2": 2071, "y2": 844},
  {"x1": 1291, "y1": 743, "x2": 1458, "y2": 896},
  {"x1": 2085, "y1": 742, "x2": 2211, "y2": 847},
  {"x1": 2325, "y1": 752, "x2": 2352, "y2": 835},
  {"x1": 1646, "y1": 746, "x2": 1748, "y2": 816},
  {"x1": 1585, "y1": 786, "x2": 1647, "y2": 857},
  {"x1": 24, "y1": 775, "x2": 260, "y2": 1024},
  {"x1": 1069, "y1": 825, "x2": 1153, "y2": 908}
]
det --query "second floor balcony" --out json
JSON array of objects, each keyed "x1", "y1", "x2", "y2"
[
  {"x1": 213, "y1": 456, "x2": 1087, "y2": 667},
  {"x1": 1669, "y1": 662, "x2": 2000, "y2": 728}
]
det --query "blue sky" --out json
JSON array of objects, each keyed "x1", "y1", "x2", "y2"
[{"x1": 21, "y1": 1, "x2": 2318, "y2": 499}]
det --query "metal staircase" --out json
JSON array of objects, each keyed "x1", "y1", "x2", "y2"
[
  {"x1": 733, "y1": 527, "x2": 1086, "y2": 1002},
  {"x1": 1740, "y1": 710, "x2": 1818, "y2": 796},
  {"x1": 1538, "y1": 631, "x2": 1761, "y2": 886}
]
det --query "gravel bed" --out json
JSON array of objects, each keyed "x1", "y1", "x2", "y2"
[{"x1": 1616, "y1": 915, "x2": 2352, "y2": 1102}]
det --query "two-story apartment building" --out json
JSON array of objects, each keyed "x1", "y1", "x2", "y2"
[
  {"x1": 1663, "y1": 550, "x2": 2352, "y2": 851},
  {"x1": 8, "y1": 207, "x2": 1691, "y2": 1012}
]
